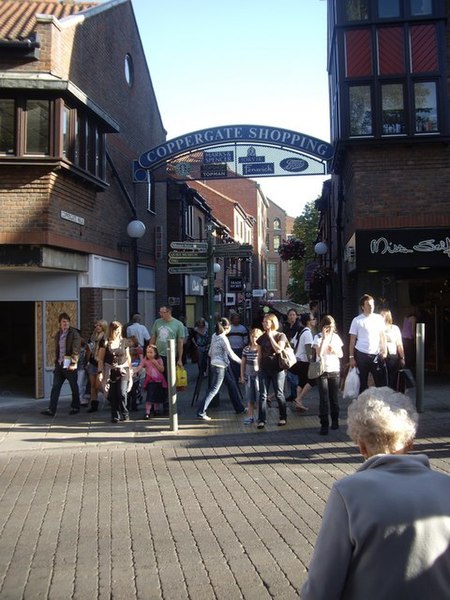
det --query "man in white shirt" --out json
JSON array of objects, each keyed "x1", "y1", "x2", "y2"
[
  {"x1": 126, "y1": 313, "x2": 150, "y2": 349},
  {"x1": 348, "y1": 294, "x2": 387, "y2": 392}
]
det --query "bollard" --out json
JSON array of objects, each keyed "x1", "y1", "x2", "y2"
[
  {"x1": 166, "y1": 339, "x2": 178, "y2": 432},
  {"x1": 415, "y1": 322, "x2": 425, "y2": 413}
]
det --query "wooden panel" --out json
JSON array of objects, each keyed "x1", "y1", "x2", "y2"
[
  {"x1": 345, "y1": 29, "x2": 372, "y2": 77},
  {"x1": 411, "y1": 24, "x2": 438, "y2": 73},
  {"x1": 378, "y1": 27, "x2": 404, "y2": 75},
  {"x1": 35, "y1": 301, "x2": 44, "y2": 398},
  {"x1": 45, "y1": 302, "x2": 78, "y2": 368}
]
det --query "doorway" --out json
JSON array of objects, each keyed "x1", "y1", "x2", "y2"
[{"x1": 0, "y1": 301, "x2": 35, "y2": 397}]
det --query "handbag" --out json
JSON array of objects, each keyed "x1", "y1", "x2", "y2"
[
  {"x1": 307, "y1": 360, "x2": 324, "y2": 379},
  {"x1": 278, "y1": 345, "x2": 297, "y2": 370}
]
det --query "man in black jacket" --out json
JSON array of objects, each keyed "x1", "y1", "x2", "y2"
[{"x1": 41, "y1": 312, "x2": 81, "y2": 417}]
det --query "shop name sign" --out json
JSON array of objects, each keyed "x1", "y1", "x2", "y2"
[
  {"x1": 357, "y1": 228, "x2": 450, "y2": 269},
  {"x1": 139, "y1": 125, "x2": 334, "y2": 168},
  {"x1": 370, "y1": 236, "x2": 450, "y2": 258}
]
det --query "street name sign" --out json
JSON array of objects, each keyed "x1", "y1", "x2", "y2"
[
  {"x1": 168, "y1": 266, "x2": 207, "y2": 275},
  {"x1": 169, "y1": 256, "x2": 208, "y2": 264},
  {"x1": 169, "y1": 251, "x2": 207, "y2": 259},
  {"x1": 170, "y1": 241, "x2": 208, "y2": 251}
]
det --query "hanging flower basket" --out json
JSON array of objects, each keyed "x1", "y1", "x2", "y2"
[
  {"x1": 277, "y1": 238, "x2": 306, "y2": 261},
  {"x1": 312, "y1": 265, "x2": 332, "y2": 283}
]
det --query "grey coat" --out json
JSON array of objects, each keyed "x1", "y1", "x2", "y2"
[{"x1": 301, "y1": 453, "x2": 450, "y2": 600}]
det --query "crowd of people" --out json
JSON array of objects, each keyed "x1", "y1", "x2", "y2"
[
  {"x1": 40, "y1": 306, "x2": 187, "y2": 423},
  {"x1": 40, "y1": 295, "x2": 414, "y2": 434}
]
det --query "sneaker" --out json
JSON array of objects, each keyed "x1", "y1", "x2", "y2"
[
  {"x1": 331, "y1": 421, "x2": 339, "y2": 430},
  {"x1": 277, "y1": 420, "x2": 287, "y2": 426},
  {"x1": 69, "y1": 409, "x2": 79, "y2": 415},
  {"x1": 197, "y1": 413, "x2": 212, "y2": 421},
  {"x1": 144, "y1": 413, "x2": 150, "y2": 420},
  {"x1": 243, "y1": 417, "x2": 254, "y2": 425},
  {"x1": 111, "y1": 417, "x2": 119, "y2": 423},
  {"x1": 257, "y1": 421, "x2": 265, "y2": 429},
  {"x1": 122, "y1": 415, "x2": 130, "y2": 421}
]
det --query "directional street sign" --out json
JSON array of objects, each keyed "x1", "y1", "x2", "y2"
[
  {"x1": 170, "y1": 241, "x2": 208, "y2": 252},
  {"x1": 169, "y1": 256, "x2": 208, "y2": 264},
  {"x1": 214, "y1": 243, "x2": 253, "y2": 257},
  {"x1": 169, "y1": 251, "x2": 207, "y2": 259},
  {"x1": 168, "y1": 266, "x2": 207, "y2": 275}
]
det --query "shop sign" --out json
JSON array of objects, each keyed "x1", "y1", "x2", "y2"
[
  {"x1": 356, "y1": 228, "x2": 450, "y2": 269},
  {"x1": 228, "y1": 277, "x2": 243, "y2": 291}
]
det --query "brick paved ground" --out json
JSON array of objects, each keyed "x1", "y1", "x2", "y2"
[{"x1": 0, "y1": 364, "x2": 449, "y2": 599}]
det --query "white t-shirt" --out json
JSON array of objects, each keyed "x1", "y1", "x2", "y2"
[
  {"x1": 293, "y1": 328, "x2": 313, "y2": 362},
  {"x1": 386, "y1": 324, "x2": 402, "y2": 356},
  {"x1": 349, "y1": 312, "x2": 385, "y2": 355},
  {"x1": 313, "y1": 333, "x2": 343, "y2": 373}
]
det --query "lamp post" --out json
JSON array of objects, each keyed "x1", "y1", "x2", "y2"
[{"x1": 126, "y1": 219, "x2": 146, "y2": 316}]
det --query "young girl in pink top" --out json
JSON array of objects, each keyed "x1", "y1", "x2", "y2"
[{"x1": 136, "y1": 344, "x2": 167, "y2": 418}]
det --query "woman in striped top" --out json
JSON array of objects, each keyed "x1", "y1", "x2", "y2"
[{"x1": 240, "y1": 328, "x2": 263, "y2": 424}]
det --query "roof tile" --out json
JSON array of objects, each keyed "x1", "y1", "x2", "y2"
[{"x1": 0, "y1": 0, "x2": 98, "y2": 40}]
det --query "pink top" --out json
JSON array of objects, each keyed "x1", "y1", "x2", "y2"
[{"x1": 139, "y1": 357, "x2": 167, "y2": 388}]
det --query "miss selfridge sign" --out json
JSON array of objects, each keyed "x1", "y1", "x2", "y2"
[
  {"x1": 356, "y1": 228, "x2": 450, "y2": 268},
  {"x1": 139, "y1": 125, "x2": 333, "y2": 169}
]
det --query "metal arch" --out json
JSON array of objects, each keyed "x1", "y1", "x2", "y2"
[{"x1": 138, "y1": 124, "x2": 334, "y2": 171}]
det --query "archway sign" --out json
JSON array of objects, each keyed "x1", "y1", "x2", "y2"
[{"x1": 133, "y1": 124, "x2": 334, "y2": 183}]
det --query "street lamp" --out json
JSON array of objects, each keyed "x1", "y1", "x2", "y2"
[
  {"x1": 314, "y1": 241, "x2": 328, "y2": 256},
  {"x1": 127, "y1": 219, "x2": 146, "y2": 316}
]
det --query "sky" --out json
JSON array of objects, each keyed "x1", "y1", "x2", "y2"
[{"x1": 130, "y1": 0, "x2": 330, "y2": 218}]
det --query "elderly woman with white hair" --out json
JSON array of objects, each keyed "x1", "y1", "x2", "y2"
[{"x1": 301, "y1": 387, "x2": 450, "y2": 600}]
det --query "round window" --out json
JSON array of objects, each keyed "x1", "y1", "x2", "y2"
[{"x1": 124, "y1": 53, "x2": 134, "y2": 87}]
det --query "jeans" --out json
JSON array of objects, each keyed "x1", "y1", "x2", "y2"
[
  {"x1": 244, "y1": 374, "x2": 259, "y2": 407},
  {"x1": 224, "y1": 367, "x2": 245, "y2": 413},
  {"x1": 198, "y1": 365, "x2": 226, "y2": 415},
  {"x1": 355, "y1": 349, "x2": 388, "y2": 392},
  {"x1": 318, "y1": 372, "x2": 340, "y2": 427},
  {"x1": 258, "y1": 369, "x2": 287, "y2": 423},
  {"x1": 109, "y1": 376, "x2": 129, "y2": 420},
  {"x1": 49, "y1": 363, "x2": 80, "y2": 413},
  {"x1": 286, "y1": 370, "x2": 298, "y2": 398}
]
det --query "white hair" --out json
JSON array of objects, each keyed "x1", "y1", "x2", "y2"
[{"x1": 347, "y1": 387, "x2": 418, "y2": 454}]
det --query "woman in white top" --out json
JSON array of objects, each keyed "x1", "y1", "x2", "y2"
[
  {"x1": 312, "y1": 315, "x2": 343, "y2": 435},
  {"x1": 196, "y1": 317, "x2": 243, "y2": 421},
  {"x1": 290, "y1": 312, "x2": 317, "y2": 411},
  {"x1": 381, "y1": 309, "x2": 405, "y2": 390}
]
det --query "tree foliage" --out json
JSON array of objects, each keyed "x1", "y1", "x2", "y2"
[{"x1": 287, "y1": 201, "x2": 320, "y2": 304}]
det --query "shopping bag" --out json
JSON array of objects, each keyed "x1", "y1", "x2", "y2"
[
  {"x1": 343, "y1": 367, "x2": 360, "y2": 400},
  {"x1": 176, "y1": 365, "x2": 188, "y2": 390}
]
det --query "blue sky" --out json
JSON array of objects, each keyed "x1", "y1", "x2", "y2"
[{"x1": 130, "y1": 0, "x2": 330, "y2": 217}]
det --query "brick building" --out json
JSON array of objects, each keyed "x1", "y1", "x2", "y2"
[
  {"x1": 321, "y1": 0, "x2": 450, "y2": 372},
  {"x1": 0, "y1": 0, "x2": 166, "y2": 397}
]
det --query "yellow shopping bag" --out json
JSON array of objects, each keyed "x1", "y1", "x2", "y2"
[{"x1": 176, "y1": 365, "x2": 188, "y2": 390}]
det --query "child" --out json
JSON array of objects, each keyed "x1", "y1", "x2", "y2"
[
  {"x1": 239, "y1": 328, "x2": 262, "y2": 425},
  {"x1": 136, "y1": 344, "x2": 167, "y2": 419}
]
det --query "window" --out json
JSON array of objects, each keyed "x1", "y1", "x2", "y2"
[
  {"x1": 273, "y1": 235, "x2": 281, "y2": 251},
  {"x1": 414, "y1": 81, "x2": 438, "y2": 132},
  {"x1": 62, "y1": 105, "x2": 70, "y2": 158},
  {"x1": 410, "y1": 0, "x2": 432, "y2": 16},
  {"x1": 345, "y1": 0, "x2": 369, "y2": 21},
  {"x1": 382, "y1": 84, "x2": 405, "y2": 134},
  {"x1": 349, "y1": 86, "x2": 373, "y2": 135},
  {"x1": 124, "y1": 54, "x2": 134, "y2": 87},
  {"x1": 267, "y1": 263, "x2": 278, "y2": 291},
  {"x1": 26, "y1": 100, "x2": 49, "y2": 154},
  {"x1": 0, "y1": 99, "x2": 15, "y2": 154},
  {"x1": 185, "y1": 205, "x2": 194, "y2": 237},
  {"x1": 273, "y1": 218, "x2": 281, "y2": 230},
  {"x1": 378, "y1": 0, "x2": 400, "y2": 18}
]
